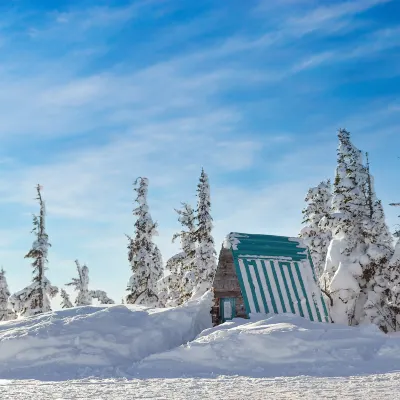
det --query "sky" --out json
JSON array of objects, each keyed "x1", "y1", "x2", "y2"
[{"x1": 0, "y1": 0, "x2": 399, "y2": 306}]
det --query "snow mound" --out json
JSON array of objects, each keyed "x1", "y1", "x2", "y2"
[
  {"x1": 0, "y1": 292, "x2": 213, "y2": 380},
  {"x1": 138, "y1": 314, "x2": 400, "y2": 378}
]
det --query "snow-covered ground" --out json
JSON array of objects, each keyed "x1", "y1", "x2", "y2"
[
  {"x1": 2, "y1": 374, "x2": 400, "y2": 399},
  {"x1": 1, "y1": 293, "x2": 400, "y2": 398}
]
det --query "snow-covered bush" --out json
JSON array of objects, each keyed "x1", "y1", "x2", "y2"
[
  {"x1": 66, "y1": 260, "x2": 92, "y2": 306},
  {"x1": 0, "y1": 268, "x2": 16, "y2": 321}
]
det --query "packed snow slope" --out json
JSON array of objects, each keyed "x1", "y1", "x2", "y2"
[{"x1": 1, "y1": 292, "x2": 400, "y2": 380}]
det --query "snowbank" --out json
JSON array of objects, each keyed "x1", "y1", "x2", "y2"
[
  {"x1": 138, "y1": 314, "x2": 400, "y2": 378},
  {"x1": 2, "y1": 294, "x2": 400, "y2": 380},
  {"x1": 0, "y1": 292, "x2": 213, "y2": 379}
]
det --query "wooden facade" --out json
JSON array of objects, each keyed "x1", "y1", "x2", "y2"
[{"x1": 211, "y1": 247, "x2": 247, "y2": 325}]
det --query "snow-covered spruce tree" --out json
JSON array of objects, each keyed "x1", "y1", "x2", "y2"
[
  {"x1": 385, "y1": 239, "x2": 400, "y2": 331},
  {"x1": 162, "y1": 203, "x2": 197, "y2": 306},
  {"x1": 10, "y1": 185, "x2": 58, "y2": 317},
  {"x1": 192, "y1": 169, "x2": 217, "y2": 299},
  {"x1": 66, "y1": 260, "x2": 92, "y2": 306},
  {"x1": 384, "y1": 203, "x2": 400, "y2": 331},
  {"x1": 60, "y1": 289, "x2": 73, "y2": 309},
  {"x1": 320, "y1": 129, "x2": 371, "y2": 326},
  {"x1": 126, "y1": 177, "x2": 163, "y2": 306},
  {"x1": 0, "y1": 268, "x2": 16, "y2": 321},
  {"x1": 361, "y1": 155, "x2": 394, "y2": 330},
  {"x1": 363, "y1": 154, "x2": 393, "y2": 254},
  {"x1": 300, "y1": 180, "x2": 332, "y2": 278}
]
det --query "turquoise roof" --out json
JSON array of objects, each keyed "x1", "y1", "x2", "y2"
[{"x1": 227, "y1": 232, "x2": 310, "y2": 262}]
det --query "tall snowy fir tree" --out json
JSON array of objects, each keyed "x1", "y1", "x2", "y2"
[
  {"x1": 0, "y1": 268, "x2": 15, "y2": 321},
  {"x1": 60, "y1": 289, "x2": 73, "y2": 309},
  {"x1": 192, "y1": 169, "x2": 217, "y2": 298},
  {"x1": 126, "y1": 177, "x2": 163, "y2": 306},
  {"x1": 162, "y1": 203, "x2": 197, "y2": 306},
  {"x1": 300, "y1": 180, "x2": 332, "y2": 278},
  {"x1": 66, "y1": 260, "x2": 92, "y2": 306},
  {"x1": 10, "y1": 185, "x2": 58, "y2": 317},
  {"x1": 319, "y1": 131, "x2": 394, "y2": 330},
  {"x1": 320, "y1": 130, "x2": 373, "y2": 326}
]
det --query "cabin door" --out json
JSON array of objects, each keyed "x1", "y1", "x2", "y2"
[{"x1": 220, "y1": 298, "x2": 236, "y2": 322}]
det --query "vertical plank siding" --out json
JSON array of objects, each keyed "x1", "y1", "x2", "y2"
[{"x1": 212, "y1": 247, "x2": 247, "y2": 325}]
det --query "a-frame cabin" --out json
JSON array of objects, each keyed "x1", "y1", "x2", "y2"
[{"x1": 211, "y1": 232, "x2": 330, "y2": 325}]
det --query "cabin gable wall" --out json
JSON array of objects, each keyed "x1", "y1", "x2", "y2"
[{"x1": 212, "y1": 247, "x2": 247, "y2": 325}]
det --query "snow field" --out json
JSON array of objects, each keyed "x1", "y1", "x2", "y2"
[{"x1": 2, "y1": 374, "x2": 400, "y2": 400}]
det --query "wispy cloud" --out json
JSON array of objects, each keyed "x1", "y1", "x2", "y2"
[{"x1": 285, "y1": 0, "x2": 392, "y2": 33}]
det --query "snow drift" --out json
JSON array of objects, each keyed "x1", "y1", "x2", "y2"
[
  {"x1": 138, "y1": 314, "x2": 400, "y2": 378},
  {"x1": 0, "y1": 292, "x2": 213, "y2": 379}
]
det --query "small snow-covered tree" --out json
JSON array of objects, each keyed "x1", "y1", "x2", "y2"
[
  {"x1": 126, "y1": 177, "x2": 162, "y2": 306},
  {"x1": 300, "y1": 180, "x2": 332, "y2": 278},
  {"x1": 90, "y1": 290, "x2": 115, "y2": 304},
  {"x1": 162, "y1": 203, "x2": 197, "y2": 306},
  {"x1": 174, "y1": 203, "x2": 197, "y2": 301},
  {"x1": 60, "y1": 289, "x2": 73, "y2": 309},
  {"x1": 0, "y1": 268, "x2": 16, "y2": 321},
  {"x1": 385, "y1": 239, "x2": 400, "y2": 331},
  {"x1": 10, "y1": 185, "x2": 58, "y2": 317},
  {"x1": 66, "y1": 260, "x2": 92, "y2": 306},
  {"x1": 390, "y1": 202, "x2": 400, "y2": 237},
  {"x1": 192, "y1": 169, "x2": 217, "y2": 298},
  {"x1": 384, "y1": 202, "x2": 400, "y2": 331}
]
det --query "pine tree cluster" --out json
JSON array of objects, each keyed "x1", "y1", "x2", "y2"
[{"x1": 126, "y1": 169, "x2": 217, "y2": 307}]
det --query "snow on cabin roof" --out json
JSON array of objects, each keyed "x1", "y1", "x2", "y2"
[{"x1": 223, "y1": 232, "x2": 309, "y2": 261}]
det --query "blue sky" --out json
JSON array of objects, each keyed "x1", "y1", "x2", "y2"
[{"x1": 0, "y1": 0, "x2": 399, "y2": 306}]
